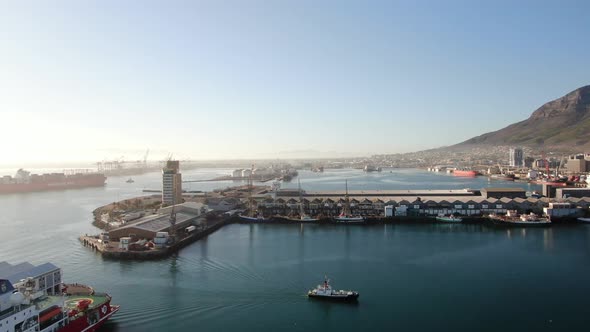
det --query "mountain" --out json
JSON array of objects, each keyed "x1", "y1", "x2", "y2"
[{"x1": 457, "y1": 85, "x2": 590, "y2": 152}]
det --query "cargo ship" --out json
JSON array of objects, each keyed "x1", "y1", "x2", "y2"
[
  {"x1": 452, "y1": 169, "x2": 478, "y2": 177},
  {"x1": 0, "y1": 261, "x2": 119, "y2": 332},
  {"x1": 0, "y1": 169, "x2": 106, "y2": 194}
]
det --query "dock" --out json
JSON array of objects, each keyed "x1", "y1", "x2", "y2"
[{"x1": 80, "y1": 218, "x2": 229, "y2": 260}]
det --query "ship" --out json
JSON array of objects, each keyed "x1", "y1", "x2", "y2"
[
  {"x1": 0, "y1": 169, "x2": 106, "y2": 194},
  {"x1": 489, "y1": 173, "x2": 516, "y2": 181},
  {"x1": 363, "y1": 165, "x2": 382, "y2": 172},
  {"x1": 530, "y1": 178, "x2": 568, "y2": 187},
  {"x1": 452, "y1": 168, "x2": 478, "y2": 177},
  {"x1": 334, "y1": 180, "x2": 365, "y2": 223},
  {"x1": 311, "y1": 166, "x2": 324, "y2": 172},
  {"x1": 435, "y1": 214, "x2": 462, "y2": 223},
  {"x1": 0, "y1": 261, "x2": 119, "y2": 332},
  {"x1": 308, "y1": 277, "x2": 359, "y2": 302},
  {"x1": 488, "y1": 210, "x2": 551, "y2": 226}
]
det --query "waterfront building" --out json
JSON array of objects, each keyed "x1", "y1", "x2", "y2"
[
  {"x1": 0, "y1": 261, "x2": 61, "y2": 295},
  {"x1": 162, "y1": 160, "x2": 182, "y2": 206},
  {"x1": 556, "y1": 187, "x2": 590, "y2": 199},
  {"x1": 543, "y1": 202, "x2": 581, "y2": 217},
  {"x1": 108, "y1": 202, "x2": 204, "y2": 241},
  {"x1": 254, "y1": 193, "x2": 590, "y2": 218},
  {"x1": 205, "y1": 197, "x2": 240, "y2": 212},
  {"x1": 567, "y1": 153, "x2": 590, "y2": 172},
  {"x1": 509, "y1": 148, "x2": 524, "y2": 167},
  {"x1": 480, "y1": 188, "x2": 527, "y2": 199},
  {"x1": 241, "y1": 169, "x2": 252, "y2": 178}
]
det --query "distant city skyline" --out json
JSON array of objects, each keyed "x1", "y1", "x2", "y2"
[{"x1": 1, "y1": 0, "x2": 589, "y2": 165}]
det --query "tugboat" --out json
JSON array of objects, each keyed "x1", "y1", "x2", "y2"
[{"x1": 308, "y1": 277, "x2": 359, "y2": 302}]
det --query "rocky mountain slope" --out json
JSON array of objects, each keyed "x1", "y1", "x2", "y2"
[{"x1": 457, "y1": 85, "x2": 590, "y2": 152}]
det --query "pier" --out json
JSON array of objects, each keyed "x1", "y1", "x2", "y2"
[{"x1": 80, "y1": 217, "x2": 229, "y2": 260}]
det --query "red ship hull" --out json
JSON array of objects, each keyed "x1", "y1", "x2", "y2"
[
  {"x1": 453, "y1": 170, "x2": 478, "y2": 177},
  {"x1": 0, "y1": 175, "x2": 106, "y2": 194},
  {"x1": 58, "y1": 303, "x2": 120, "y2": 332}
]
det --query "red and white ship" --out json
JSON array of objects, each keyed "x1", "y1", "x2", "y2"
[
  {"x1": 0, "y1": 169, "x2": 106, "y2": 194},
  {"x1": 0, "y1": 261, "x2": 119, "y2": 332}
]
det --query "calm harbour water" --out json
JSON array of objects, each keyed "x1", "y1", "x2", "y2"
[{"x1": 1, "y1": 168, "x2": 590, "y2": 332}]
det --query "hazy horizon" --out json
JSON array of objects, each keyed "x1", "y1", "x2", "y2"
[{"x1": 2, "y1": 1, "x2": 589, "y2": 165}]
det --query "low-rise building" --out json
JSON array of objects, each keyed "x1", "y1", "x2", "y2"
[
  {"x1": 543, "y1": 202, "x2": 581, "y2": 217},
  {"x1": 480, "y1": 188, "x2": 527, "y2": 199},
  {"x1": 555, "y1": 187, "x2": 590, "y2": 199},
  {"x1": 108, "y1": 202, "x2": 205, "y2": 241},
  {"x1": 0, "y1": 261, "x2": 61, "y2": 295}
]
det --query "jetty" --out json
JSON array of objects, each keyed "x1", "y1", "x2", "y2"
[{"x1": 80, "y1": 217, "x2": 229, "y2": 260}]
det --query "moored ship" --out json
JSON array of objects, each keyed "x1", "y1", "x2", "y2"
[
  {"x1": 452, "y1": 169, "x2": 478, "y2": 177},
  {"x1": 0, "y1": 261, "x2": 119, "y2": 332},
  {"x1": 488, "y1": 210, "x2": 551, "y2": 226},
  {"x1": 363, "y1": 165, "x2": 382, "y2": 172},
  {"x1": 530, "y1": 178, "x2": 568, "y2": 187},
  {"x1": 334, "y1": 180, "x2": 365, "y2": 223},
  {"x1": 0, "y1": 169, "x2": 106, "y2": 194},
  {"x1": 436, "y1": 214, "x2": 462, "y2": 223},
  {"x1": 489, "y1": 173, "x2": 516, "y2": 181}
]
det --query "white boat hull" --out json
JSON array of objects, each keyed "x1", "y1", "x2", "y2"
[
  {"x1": 436, "y1": 216, "x2": 462, "y2": 223},
  {"x1": 334, "y1": 216, "x2": 365, "y2": 223},
  {"x1": 238, "y1": 214, "x2": 267, "y2": 222}
]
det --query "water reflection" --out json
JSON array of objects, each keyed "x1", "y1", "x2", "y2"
[
  {"x1": 543, "y1": 228, "x2": 554, "y2": 251},
  {"x1": 169, "y1": 253, "x2": 179, "y2": 288},
  {"x1": 169, "y1": 253, "x2": 179, "y2": 274}
]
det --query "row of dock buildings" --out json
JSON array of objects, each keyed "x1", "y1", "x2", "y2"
[{"x1": 252, "y1": 188, "x2": 590, "y2": 218}]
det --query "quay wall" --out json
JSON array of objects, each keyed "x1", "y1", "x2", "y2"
[
  {"x1": 80, "y1": 213, "x2": 587, "y2": 261},
  {"x1": 80, "y1": 218, "x2": 230, "y2": 260}
]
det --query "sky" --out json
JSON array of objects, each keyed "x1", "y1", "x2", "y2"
[{"x1": 1, "y1": 0, "x2": 589, "y2": 165}]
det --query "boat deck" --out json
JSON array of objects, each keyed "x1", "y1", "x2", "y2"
[{"x1": 61, "y1": 294, "x2": 111, "y2": 310}]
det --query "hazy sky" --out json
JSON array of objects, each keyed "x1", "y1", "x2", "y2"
[{"x1": 1, "y1": 0, "x2": 589, "y2": 164}]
